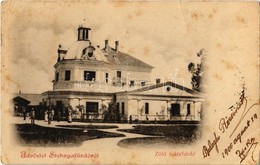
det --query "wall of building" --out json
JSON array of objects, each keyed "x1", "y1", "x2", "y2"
[
  {"x1": 42, "y1": 93, "x2": 112, "y2": 119},
  {"x1": 120, "y1": 95, "x2": 203, "y2": 121},
  {"x1": 53, "y1": 60, "x2": 152, "y2": 91}
]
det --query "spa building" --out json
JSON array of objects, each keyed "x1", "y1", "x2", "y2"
[{"x1": 42, "y1": 25, "x2": 204, "y2": 122}]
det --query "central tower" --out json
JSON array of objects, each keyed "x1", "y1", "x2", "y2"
[{"x1": 77, "y1": 26, "x2": 91, "y2": 41}]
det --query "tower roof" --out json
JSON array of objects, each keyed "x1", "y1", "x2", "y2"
[{"x1": 64, "y1": 41, "x2": 108, "y2": 62}]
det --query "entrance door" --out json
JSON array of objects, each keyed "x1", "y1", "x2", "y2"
[
  {"x1": 56, "y1": 100, "x2": 63, "y2": 118},
  {"x1": 171, "y1": 103, "x2": 180, "y2": 116},
  {"x1": 187, "y1": 104, "x2": 191, "y2": 116},
  {"x1": 86, "y1": 102, "x2": 99, "y2": 113}
]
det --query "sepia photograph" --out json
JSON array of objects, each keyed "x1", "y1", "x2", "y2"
[{"x1": 1, "y1": 1, "x2": 259, "y2": 164}]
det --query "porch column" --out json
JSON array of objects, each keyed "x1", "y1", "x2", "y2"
[
  {"x1": 193, "y1": 101, "x2": 196, "y2": 120},
  {"x1": 100, "y1": 98, "x2": 106, "y2": 119},
  {"x1": 166, "y1": 100, "x2": 171, "y2": 120},
  {"x1": 78, "y1": 98, "x2": 82, "y2": 120},
  {"x1": 137, "y1": 99, "x2": 141, "y2": 120},
  {"x1": 67, "y1": 98, "x2": 72, "y2": 106}
]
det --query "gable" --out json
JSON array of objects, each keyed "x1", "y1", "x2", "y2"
[
  {"x1": 13, "y1": 96, "x2": 31, "y2": 105},
  {"x1": 125, "y1": 82, "x2": 201, "y2": 97},
  {"x1": 13, "y1": 93, "x2": 43, "y2": 105},
  {"x1": 132, "y1": 85, "x2": 194, "y2": 97}
]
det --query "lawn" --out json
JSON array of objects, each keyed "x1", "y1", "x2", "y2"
[
  {"x1": 117, "y1": 125, "x2": 201, "y2": 148},
  {"x1": 15, "y1": 124, "x2": 125, "y2": 147}
]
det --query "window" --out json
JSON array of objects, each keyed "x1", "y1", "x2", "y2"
[
  {"x1": 117, "y1": 71, "x2": 121, "y2": 78},
  {"x1": 187, "y1": 104, "x2": 191, "y2": 116},
  {"x1": 141, "y1": 81, "x2": 146, "y2": 86},
  {"x1": 145, "y1": 103, "x2": 149, "y2": 114},
  {"x1": 65, "y1": 70, "x2": 71, "y2": 81},
  {"x1": 105, "y1": 73, "x2": 109, "y2": 83},
  {"x1": 171, "y1": 103, "x2": 180, "y2": 116},
  {"x1": 130, "y1": 80, "x2": 135, "y2": 86},
  {"x1": 55, "y1": 72, "x2": 59, "y2": 82},
  {"x1": 121, "y1": 102, "x2": 125, "y2": 115},
  {"x1": 56, "y1": 101, "x2": 63, "y2": 114},
  {"x1": 84, "y1": 71, "x2": 96, "y2": 81},
  {"x1": 79, "y1": 29, "x2": 83, "y2": 40},
  {"x1": 86, "y1": 102, "x2": 98, "y2": 113},
  {"x1": 84, "y1": 29, "x2": 88, "y2": 40}
]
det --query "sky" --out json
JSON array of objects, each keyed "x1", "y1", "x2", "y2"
[{"x1": 2, "y1": 1, "x2": 258, "y2": 94}]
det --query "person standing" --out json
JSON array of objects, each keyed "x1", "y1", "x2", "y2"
[
  {"x1": 48, "y1": 110, "x2": 52, "y2": 125},
  {"x1": 129, "y1": 115, "x2": 132, "y2": 124},
  {"x1": 68, "y1": 111, "x2": 72, "y2": 123},
  {"x1": 67, "y1": 107, "x2": 72, "y2": 123},
  {"x1": 22, "y1": 106, "x2": 26, "y2": 120},
  {"x1": 57, "y1": 110, "x2": 61, "y2": 122},
  {"x1": 44, "y1": 110, "x2": 48, "y2": 122},
  {"x1": 51, "y1": 108, "x2": 55, "y2": 121},
  {"x1": 30, "y1": 108, "x2": 35, "y2": 124}
]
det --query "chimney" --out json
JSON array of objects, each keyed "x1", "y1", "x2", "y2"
[
  {"x1": 115, "y1": 41, "x2": 119, "y2": 52},
  {"x1": 156, "y1": 79, "x2": 161, "y2": 84},
  {"x1": 57, "y1": 45, "x2": 61, "y2": 62},
  {"x1": 105, "y1": 40, "x2": 109, "y2": 50}
]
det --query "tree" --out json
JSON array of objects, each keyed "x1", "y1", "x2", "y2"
[{"x1": 188, "y1": 49, "x2": 206, "y2": 92}]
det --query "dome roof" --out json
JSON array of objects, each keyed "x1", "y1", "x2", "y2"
[
  {"x1": 61, "y1": 40, "x2": 153, "y2": 69},
  {"x1": 64, "y1": 41, "x2": 108, "y2": 63}
]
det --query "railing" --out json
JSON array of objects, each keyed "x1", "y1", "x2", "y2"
[
  {"x1": 112, "y1": 77, "x2": 127, "y2": 86},
  {"x1": 129, "y1": 114, "x2": 199, "y2": 121},
  {"x1": 170, "y1": 115, "x2": 197, "y2": 121},
  {"x1": 139, "y1": 115, "x2": 168, "y2": 121},
  {"x1": 83, "y1": 113, "x2": 103, "y2": 120},
  {"x1": 70, "y1": 113, "x2": 199, "y2": 121}
]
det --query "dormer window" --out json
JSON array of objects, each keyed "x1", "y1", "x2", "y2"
[
  {"x1": 82, "y1": 46, "x2": 96, "y2": 60},
  {"x1": 88, "y1": 48, "x2": 94, "y2": 58}
]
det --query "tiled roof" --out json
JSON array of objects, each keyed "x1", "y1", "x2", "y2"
[
  {"x1": 13, "y1": 93, "x2": 43, "y2": 105},
  {"x1": 103, "y1": 47, "x2": 154, "y2": 69},
  {"x1": 13, "y1": 96, "x2": 31, "y2": 105}
]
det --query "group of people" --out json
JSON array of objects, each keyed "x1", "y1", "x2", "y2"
[
  {"x1": 44, "y1": 109, "x2": 55, "y2": 125},
  {"x1": 20, "y1": 104, "x2": 74, "y2": 125},
  {"x1": 44, "y1": 108, "x2": 72, "y2": 124},
  {"x1": 22, "y1": 107, "x2": 35, "y2": 124}
]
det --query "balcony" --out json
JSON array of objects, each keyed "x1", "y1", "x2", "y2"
[{"x1": 112, "y1": 77, "x2": 127, "y2": 86}]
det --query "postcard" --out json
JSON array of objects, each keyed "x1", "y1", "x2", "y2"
[{"x1": 1, "y1": 1, "x2": 259, "y2": 164}]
